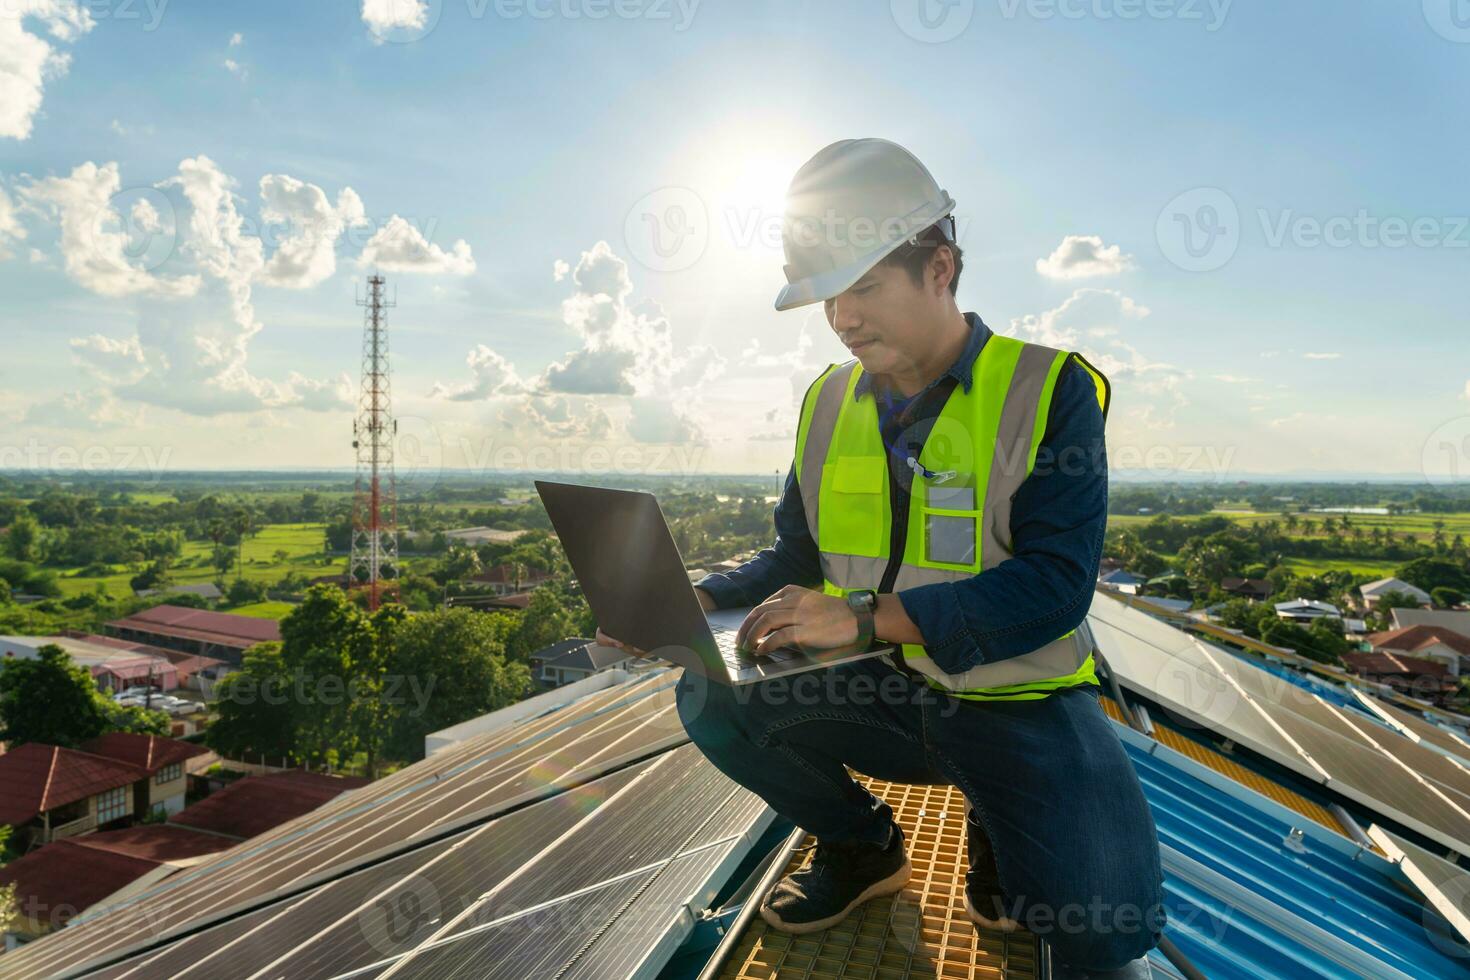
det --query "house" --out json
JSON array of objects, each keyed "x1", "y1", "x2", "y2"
[
  {"x1": 133, "y1": 581, "x2": 223, "y2": 601},
  {"x1": 469, "y1": 562, "x2": 553, "y2": 595},
  {"x1": 1393, "y1": 607, "x2": 1470, "y2": 638},
  {"x1": 0, "y1": 745, "x2": 147, "y2": 849},
  {"x1": 0, "y1": 635, "x2": 180, "y2": 692},
  {"x1": 81, "y1": 733, "x2": 214, "y2": 818},
  {"x1": 1220, "y1": 576, "x2": 1272, "y2": 602},
  {"x1": 1096, "y1": 568, "x2": 1145, "y2": 594},
  {"x1": 0, "y1": 824, "x2": 233, "y2": 940},
  {"x1": 104, "y1": 604, "x2": 280, "y2": 666},
  {"x1": 530, "y1": 637, "x2": 596, "y2": 684},
  {"x1": 1273, "y1": 597, "x2": 1342, "y2": 623},
  {"x1": 538, "y1": 642, "x2": 635, "y2": 687},
  {"x1": 1364, "y1": 625, "x2": 1470, "y2": 678},
  {"x1": 62, "y1": 632, "x2": 228, "y2": 690},
  {"x1": 169, "y1": 770, "x2": 369, "y2": 840},
  {"x1": 1359, "y1": 576, "x2": 1432, "y2": 610},
  {"x1": 1341, "y1": 649, "x2": 1459, "y2": 703}
]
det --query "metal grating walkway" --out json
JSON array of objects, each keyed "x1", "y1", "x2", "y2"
[{"x1": 716, "y1": 779, "x2": 1040, "y2": 979}]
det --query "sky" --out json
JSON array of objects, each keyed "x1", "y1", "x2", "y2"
[{"x1": 1, "y1": 0, "x2": 1468, "y2": 484}]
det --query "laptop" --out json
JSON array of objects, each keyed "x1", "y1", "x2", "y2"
[{"x1": 535, "y1": 481, "x2": 896, "y2": 685}]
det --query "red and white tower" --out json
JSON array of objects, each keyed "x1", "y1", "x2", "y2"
[{"x1": 350, "y1": 274, "x2": 399, "y2": 610}]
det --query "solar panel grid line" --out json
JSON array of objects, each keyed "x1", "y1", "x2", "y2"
[
  {"x1": 1352, "y1": 687, "x2": 1470, "y2": 770},
  {"x1": 228, "y1": 761, "x2": 656, "y2": 980},
  {"x1": 69, "y1": 903, "x2": 291, "y2": 980},
  {"x1": 417, "y1": 696, "x2": 682, "y2": 835},
  {"x1": 226, "y1": 755, "x2": 672, "y2": 980},
  {"x1": 166, "y1": 728, "x2": 687, "y2": 980},
  {"x1": 1267, "y1": 708, "x2": 1470, "y2": 859},
  {"x1": 371, "y1": 747, "x2": 680, "y2": 980},
  {"x1": 1189, "y1": 642, "x2": 1333, "y2": 780},
  {"x1": 238, "y1": 690, "x2": 682, "y2": 891},
  {"x1": 342, "y1": 830, "x2": 753, "y2": 980},
  {"x1": 11, "y1": 677, "x2": 682, "y2": 980},
  {"x1": 1159, "y1": 842, "x2": 1422, "y2": 980},
  {"x1": 1324, "y1": 701, "x2": 1470, "y2": 828},
  {"x1": 1343, "y1": 711, "x2": 1470, "y2": 800}
]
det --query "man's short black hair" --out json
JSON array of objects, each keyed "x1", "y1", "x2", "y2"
[{"x1": 879, "y1": 219, "x2": 963, "y2": 295}]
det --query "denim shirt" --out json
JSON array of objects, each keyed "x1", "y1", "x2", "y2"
[{"x1": 695, "y1": 312, "x2": 1108, "y2": 675}]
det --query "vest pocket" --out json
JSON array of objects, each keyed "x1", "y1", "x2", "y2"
[
  {"x1": 823, "y1": 455, "x2": 886, "y2": 557},
  {"x1": 920, "y1": 484, "x2": 979, "y2": 569}
]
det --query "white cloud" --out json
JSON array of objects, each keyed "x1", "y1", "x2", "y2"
[
  {"x1": 359, "y1": 214, "x2": 475, "y2": 275},
  {"x1": 258, "y1": 175, "x2": 367, "y2": 288},
  {"x1": 430, "y1": 344, "x2": 528, "y2": 401},
  {"x1": 229, "y1": 32, "x2": 243, "y2": 46},
  {"x1": 24, "y1": 388, "x2": 141, "y2": 428},
  {"x1": 222, "y1": 58, "x2": 246, "y2": 79},
  {"x1": 434, "y1": 240, "x2": 721, "y2": 444},
  {"x1": 741, "y1": 331, "x2": 817, "y2": 370},
  {"x1": 1009, "y1": 288, "x2": 1149, "y2": 349},
  {"x1": 19, "y1": 161, "x2": 203, "y2": 297},
  {"x1": 1302, "y1": 351, "x2": 1342, "y2": 360},
  {"x1": 1035, "y1": 235, "x2": 1135, "y2": 280},
  {"x1": 69, "y1": 333, "x2": 146, "y2": 383},
  {"x1": 1008, "y1": 288, "x2": 1189, "y2": 429},
  {"x1": 0, "y1": 0, "x2": 95, "y2": 141},
  {"x1": 284, "y1": 372, "x2": 354, "y2": 411},
  {"x1": 1461, "y1": 380, "x2": 1470, "y2": 402},
  {"x1": 361, "y1": 0, "x2": 429, "y2": 33}
]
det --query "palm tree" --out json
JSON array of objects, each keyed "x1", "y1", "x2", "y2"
[{"x1": 232, "y1": 508, "x2": 252, "y2": 580}]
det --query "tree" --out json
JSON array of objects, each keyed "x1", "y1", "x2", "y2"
[
  {"x1": 206, "y1": 642, "x2": 300, "y2": 763},
  {"x1": 507, "y1": 587, "x2": 574, "y2": 661},
  {"x1": 382, "y1": 607, "x2": 529, "y2": 762},
  {"x1": 4, "y1": 512, "x2": 41, "y2": 563},
  {"x1": 1432, "y1": 586, "x2": 1464, "y2": 609},
  {"x1": 0, "y1": 645, "x2": 108, "y2": 747},
  {"x1": 0, "y1": 826, "x2": 15, "y2": 936},
  {"x1": 211, "y1": 542, "x2": 236, "y2": 578},
  {"x1": 130, "y1": 558, "x2": 172, "y2": 594},
  {"x1": 232, "y1": 508, "x2": 252, "y2": 578}
]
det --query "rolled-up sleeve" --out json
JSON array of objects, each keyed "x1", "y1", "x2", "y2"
[
  {"x1": 896, "y1": 360, "x2": 1107, "y2": 674},
  {"x1": 695, "y1": 464, "x2": 824, "y2": 609}
]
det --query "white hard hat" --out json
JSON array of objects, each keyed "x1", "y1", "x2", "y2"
[{"x1": 774, "y1": 138, "x2": 956, "y2": 312}]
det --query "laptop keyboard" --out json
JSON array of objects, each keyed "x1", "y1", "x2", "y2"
[{"x1": 710, "y1": 624, "x2": 800, "y2": 672}]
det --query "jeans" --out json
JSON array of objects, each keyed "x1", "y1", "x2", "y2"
[{"x1": 674, "y1": 657, "x2": 1166, "y2": 972}]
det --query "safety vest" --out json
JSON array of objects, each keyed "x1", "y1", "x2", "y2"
[{"x1": 793, "y1": 331, "x2": 1112, "y2": 701}]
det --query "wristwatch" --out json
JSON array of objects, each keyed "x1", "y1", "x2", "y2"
[{"x1": 846, "y1": 589, "x2": 877, "y2": 649}]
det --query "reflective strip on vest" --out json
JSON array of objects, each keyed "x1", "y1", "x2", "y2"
[{"x1": 793, "y1": 334, "x2": 1111, "y2": 701}]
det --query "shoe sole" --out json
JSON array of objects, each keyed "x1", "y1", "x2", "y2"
[
  {"x1": 758, "y1": 857, "x2": 913, "y2": 935},
  {"x1": 964, "y1": 891, "x2": 1020, "y2": 933}
]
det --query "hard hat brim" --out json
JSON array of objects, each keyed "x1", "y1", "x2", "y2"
[{"x1": 772, "y1": 195, "x2": 956, "y2": 312}]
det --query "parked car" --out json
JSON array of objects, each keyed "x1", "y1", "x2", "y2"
[{"x1": 111, "y1": 686, "x2": 160, "y2": 701}]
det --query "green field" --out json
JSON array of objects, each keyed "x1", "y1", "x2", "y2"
[
  {"x1": 55, "y1": 523, "x2": 345, "y2": 599},
  {"x1": 228, "y1": 601, "x2": 297, "y2": 620}
]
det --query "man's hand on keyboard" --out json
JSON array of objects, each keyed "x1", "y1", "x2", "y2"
[
  {"x1": 596, "y1": 587, "x2": 717, "y2": 657},
  {"x1": 735, "y1": 585, "x2": 859, "y2": 656}
]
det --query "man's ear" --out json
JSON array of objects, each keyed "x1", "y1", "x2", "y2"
[{"x1": 929, "y1": 244, "x2": 955, "y2": 296}]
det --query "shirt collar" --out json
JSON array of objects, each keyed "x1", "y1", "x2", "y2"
[{"x1": 852, "y1": 312, "x2": 991, "y2": 402}]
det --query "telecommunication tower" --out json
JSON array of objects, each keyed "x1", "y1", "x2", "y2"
[{"x1": 350, "y1": 274, "x2": 399, "y2": 609}]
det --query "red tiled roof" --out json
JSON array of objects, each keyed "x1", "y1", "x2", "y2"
[
  {"x1": 106, "y1": 604, "x2": 280, "y2": 649},
  {"x1": 1366, "y1": 625, "x2": 1470, "y2": 659},
  {"x1": 0, "y1": 840, "x2": 158, "y2": 927},
  {"x1": 71, "y1": 824, "x2": 233, "y2": 863},
  {"x1": 170, "y1": 770, "x2": 368, "y2": 840},
  {"x1": 1342, "y1": 649, "x2": 1452, "y2": 679},
  {"x1": 0, "y1": 744, "x2": 145, "y2": 826},
  {"x1": 81, "y1": 733, "x2": 209, "y2": 774}
]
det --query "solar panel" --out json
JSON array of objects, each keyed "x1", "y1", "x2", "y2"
[
  {"x1": 2, "y1": 671, "x2": 690, "y2": 980},
  {"x1": 1367, "y1": 824, "x2": 1470, "y2": 960},
  {"x1": 1351, "y1": 688, "x2": 1470, "y2": 765}
]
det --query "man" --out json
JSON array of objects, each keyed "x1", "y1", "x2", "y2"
[{"x1": 599, "y1": 138, "x2": 1164, "y2": 978}]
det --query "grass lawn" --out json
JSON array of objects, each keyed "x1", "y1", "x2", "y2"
[{"x1": 227, "y1": 601, "x2": 297, "y2": 620}]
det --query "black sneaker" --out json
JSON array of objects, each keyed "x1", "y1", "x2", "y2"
[
  {"x1": 759, "y1": 821, "x2": 912, "y2": 934},
  {"x1": 964, "y1": 810, "x2": 1020, "y2": 932}
]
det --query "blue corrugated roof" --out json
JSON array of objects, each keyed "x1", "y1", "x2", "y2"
[{"x1": 1124, "y1": 731, "x2": 1470, "y2": 978}]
